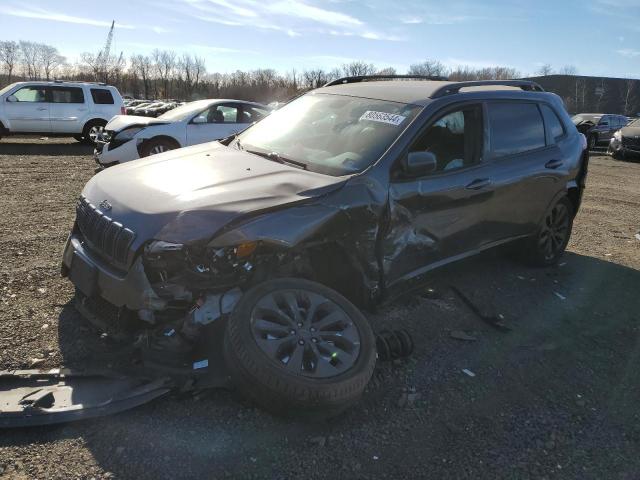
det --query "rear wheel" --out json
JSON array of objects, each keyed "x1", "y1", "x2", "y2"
[
  {"x1": 588, "y1": 134, "x2": 597, "y2": 150},
  {"x1": 140, "y1": 137, "x2": 178, "y2": 157},
  {"x1": 81, "y1": 120, "x2": 107, "y2": 145},
  {"x1": 223, "y1": 278, "x2": 376, "y2": 419},
  {"x1": 524, "y1": 197, "x2": 573, "y2": 267}
]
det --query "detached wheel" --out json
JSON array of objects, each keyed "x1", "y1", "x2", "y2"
[
  {"x1": 140, "y1": 137, "x2": 178, "y2": 157},
  {"x1": 524, "y1": 197, "x2": 573, "y2": 267},
  {"x1": 223, "y1": 278, "x2": 376, "y2": 418},
  {"x1": 81, "y1": 120, "x2": 107, "y2": 145}
]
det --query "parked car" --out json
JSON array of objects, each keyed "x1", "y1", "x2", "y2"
[
  {"x1": 95, "y1": 99, "x2": 271, "y2": 166},
  {"x1": 608, "y1": 117, "x2": 640, "y2": 159},
  {"x1": 0, "y1": 81, "x2": 124, "y2": 144},
  {"x1": 127, "y1": 102, "x2": 156, "y2": 115},
  {"x1": 572, "y1": 113, "x2": 629, "y2": 150},
  {"x1": 63, "y1": 77, "x2": 588, "y2": 417}
]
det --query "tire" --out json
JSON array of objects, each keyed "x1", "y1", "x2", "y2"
[
  {"x1": 523, "y1": 197, "x2": 574, "y2": 267},
  {"x1": 588, "y1": 134, "x2": 597, "y2": 150},
  {"x1": 140, "y1": 137, "x2": 178, "y2": 157},
  {"x1": 81, "y1": 120, "x2": 107, "y2": 145},
  {"x1": 223, "y1": 277, "x2": 377, "y2": 419}
]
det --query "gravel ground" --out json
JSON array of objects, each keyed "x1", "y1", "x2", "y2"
[{"x1": 1, "y1": 137, "x2": 639, "y2": 479}]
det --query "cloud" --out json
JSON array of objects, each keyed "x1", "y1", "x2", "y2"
[
  {"x1": 0, "y1": 5, "x2": 135, "y2": 29},
  {"x1": 617, "y1": 48, "x2": 640, "y2": 58},
  {"x1": 267, "y1": 0, "x2": 363, "y2": 27}
]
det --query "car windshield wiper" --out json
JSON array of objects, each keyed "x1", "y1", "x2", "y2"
[{"x1": 245, "y1": 149, "x2": 307, "y2": 170}]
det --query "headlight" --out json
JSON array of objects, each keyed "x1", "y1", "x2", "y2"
[{"x1": 114, "y1": 126, "x2": 145, "y2": 142}]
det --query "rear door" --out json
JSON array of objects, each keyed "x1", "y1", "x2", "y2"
[
  {"x1": 483, "y1": 101, "x2": 565, "y2": 239},
  {"x1": 49, "y1": 86, "x2": 86, "y2": 133},
  {"x1": 186, "y1": 103, "x2": 242, "y2": 146},
  {"x1": 384, "y1": 103, "x2": 496, "y2": 286},
  {"x1": 4, "y1": 85, "x2": 50, "y2": 132}
]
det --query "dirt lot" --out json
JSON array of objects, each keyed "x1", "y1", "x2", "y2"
[{"x1": 1, "y1": 137, "x2": 639, "y2": 479}]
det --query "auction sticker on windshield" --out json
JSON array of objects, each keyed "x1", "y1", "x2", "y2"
[{"x1": 360, "y1": 111, "x2": 406, "y2": 126}]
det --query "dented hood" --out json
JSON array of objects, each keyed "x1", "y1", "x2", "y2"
[
  {"x1": 82, "y1": 142, "x2": 346, "y2": 245},
  {"x1": 105, "y1": 114, "x2": 170, "y2": 132}
]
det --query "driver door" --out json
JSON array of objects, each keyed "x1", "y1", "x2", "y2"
[
  {"x1": 5, "y1": 85, "x2": 51, "y2": 132},
  {"x1": 383, "y1": 103, "x2": 497, "y2": 287},
  {"x1": 186, "y1": 103, "x2": 242, "y2": 146}
]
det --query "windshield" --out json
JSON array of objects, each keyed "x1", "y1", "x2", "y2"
[
  {"x1": 158, "y1": 100, "x2": 213, "y2": 121},
  {"x1": 0, "y1": 83, "x2": 17, "y2": 96},
  {"x1": 572, "y1": 114, "x2": 601, "y2": 125},
  {"x1": 236, "y1": 93, "x2": 421, "y2": 176}
]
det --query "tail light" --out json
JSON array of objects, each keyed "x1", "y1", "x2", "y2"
[{"x1": 120, "y1": 106, "x2": 127, "y2": 115}]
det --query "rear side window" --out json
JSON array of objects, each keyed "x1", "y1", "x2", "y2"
[
  {"x1": 540, "y1": 104, "x2": 565, "y2": 142},
  {"x1": 51, "y1": 86, "x2": 84, "y2": 104},
  {"x1": 90, "y1": 88, "x2": 114, "y2": 104},
  {"x1": 488, "y1": 103, "x2": 545, "y2": 157}
]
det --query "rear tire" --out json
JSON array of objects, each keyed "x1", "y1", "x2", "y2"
[
  {"x1": 523, "y1": 197, "x2": 574, "y2": 267},
  {"x1": 140, "y1": 137, "x2": 178, "y2": 157},
  {"x1": 81, "y1": 120, "x2": 107, "y2": 145},
  {"x1": 223, "y1": 278, "x2": 376, "y2": 419},
  {"x1": 588, "y1": 134, "x2": 597, "y2": 150}
]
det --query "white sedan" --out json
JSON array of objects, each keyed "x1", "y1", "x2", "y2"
[{"x1": 95, "y1": 99, "x2": 270, "y2": 166}]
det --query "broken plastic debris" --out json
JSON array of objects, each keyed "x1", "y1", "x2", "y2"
[
  {"x1": 462, "y1": 368, "x2": 476, "y2": 377},
  {"x1": 193, "y1": 359, "x2": 209, "y2": 370},
  {"x1": 553, "y1": 292, "x2": 567, "y2": 301}
]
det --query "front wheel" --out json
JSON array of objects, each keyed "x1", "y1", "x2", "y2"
[
  {"x1": 140, "y1": 138, "x2": 178, "y2": 157},
  {"x1": 223, "y1": 278, "x2": 376, "y2": 419},
  {"x1": 524, "y1": 197, "x2": 574, "y2": 267}
]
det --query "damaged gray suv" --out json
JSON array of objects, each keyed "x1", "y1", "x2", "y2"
[{"x1": 62, "y1": 76, "x2": 588, "y2": 416}]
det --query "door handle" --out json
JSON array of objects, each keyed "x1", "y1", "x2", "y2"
[
  {"x1": 465, "y1": 178, "x2": 492, "y2": 190},
  {"x1": 37, "y1": 107, "x2": 48, "y2": 111},
  {"x1": 545, "y1": 159, "x2": 563, "y2": 169}
]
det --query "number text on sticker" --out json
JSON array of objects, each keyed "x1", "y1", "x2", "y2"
[{"x1": 359, "y1": 111, "x2": 406, "y2": 126}]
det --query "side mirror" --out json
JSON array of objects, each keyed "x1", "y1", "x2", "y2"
[
  {"x1": 6, "y1": 95, "x2": 17, "y2": 103},
  {"x1": 405, "y1": 151, "x2": 437, "y2": 176},
  {"x1": 192, "y1": 115, "x2": 207, "y2": 124}
]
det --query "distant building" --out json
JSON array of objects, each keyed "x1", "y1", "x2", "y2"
[{"x1": 524, "y1": 74, "x2": 639, "y2": 116}]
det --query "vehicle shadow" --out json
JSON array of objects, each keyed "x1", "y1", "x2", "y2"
[
  {"x1": 2, "y1": 250, "x2": 640, "y2": 479},
  {"x1": 0, "y1": 139, "x2": 93, "y2": 156}
]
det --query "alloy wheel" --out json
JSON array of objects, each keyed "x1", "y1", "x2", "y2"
[
  {"x1": 250, "y1": 289, "x2": 361, "y2": 378},
  {"x1": 88, "y1": 125, "x2": 104, "y2": 143},
  {"x1": 538, "y1": 202, "x2": 570, "y2": 261},
  {"x1": 150, "y1": 144, "x2": 168, "y2": 155}
]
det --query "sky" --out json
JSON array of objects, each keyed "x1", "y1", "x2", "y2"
[{"x1": 0, "y1": 0, "x2": 639, "y2": 78}]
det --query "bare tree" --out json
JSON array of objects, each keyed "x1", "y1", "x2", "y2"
[
  {"x1": 536, "y1": 64, "x2": 553, "y2": 76},
  {"x1": 0, "y1": 40, "x2": 20, "y2": 82},
  {"x1": 408, "y1": 60, "x2": 447, "y2": 77},
  {"x1": 594, "y1": 78, "x2": 606, "y2": 112},
  {"x1": 621, "y1": 79, "x2": 637, "y2": 116},
  {"x1": 153, "y1": 49, "x2": 176, "y2": 98},
  {"x1": 131, "y1": 54, "x2": 153, "y2": 98},
  {"x1": 559, "y1": 65, "x2": 577, "y2": 76},
  {"x1": 38, "y1": 44, "x2": 65, "y2": 80},
  {"x1": 341, "y1": 61, "x2": 376, "y2": 77},
  {"x1": 376, "y1": 67, "x2": 397, "y2": 75},
  {"x1": 19, "y1": 41, "x2": 40, "y2": 79}
]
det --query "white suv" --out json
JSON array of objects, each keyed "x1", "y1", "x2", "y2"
[{"x1": 0, "y1": 81, "x2": 125, "y2": 144}]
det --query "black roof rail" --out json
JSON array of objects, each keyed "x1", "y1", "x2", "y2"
[
  {"x1": 324, "y1": 74, "x2": 449, "y2": 87},
  {"x1": 430, "y1": 80, "x2": 544, "y2": 98},
  {"x1": 52, "y1": 79, "x2": 108, "y2": 86}
]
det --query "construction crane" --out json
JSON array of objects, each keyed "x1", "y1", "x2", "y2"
[{"x1": 96, "y1": 20, "x2": 115, "y2": 81}]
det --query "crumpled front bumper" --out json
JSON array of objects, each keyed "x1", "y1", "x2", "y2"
[
  {"x1": 94, "y1": 139, "x2": 141, "y2": 166},
  {"x1": 608, "y1": 137, "x2": 640, "y2": 156},
  {"x1": 62, "y1": 233, "x2": 166, "y2": 312}
]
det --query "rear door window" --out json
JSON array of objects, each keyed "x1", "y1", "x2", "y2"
[
  {"x1": 50, "y1": 86, "x2": 84, "y2": 104},
  {"x1": 488, "y1": 102, "x2": 545, "y2": 157},
  {"x1": 90, "y1": 89, "x2": 114, "y2": 104},
  {"x1": 540, "y1": 104, "x2": 565, "y2": 143},
  {"x1": 240, "y1": 106, "x2": 269, "y2": 123}
]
